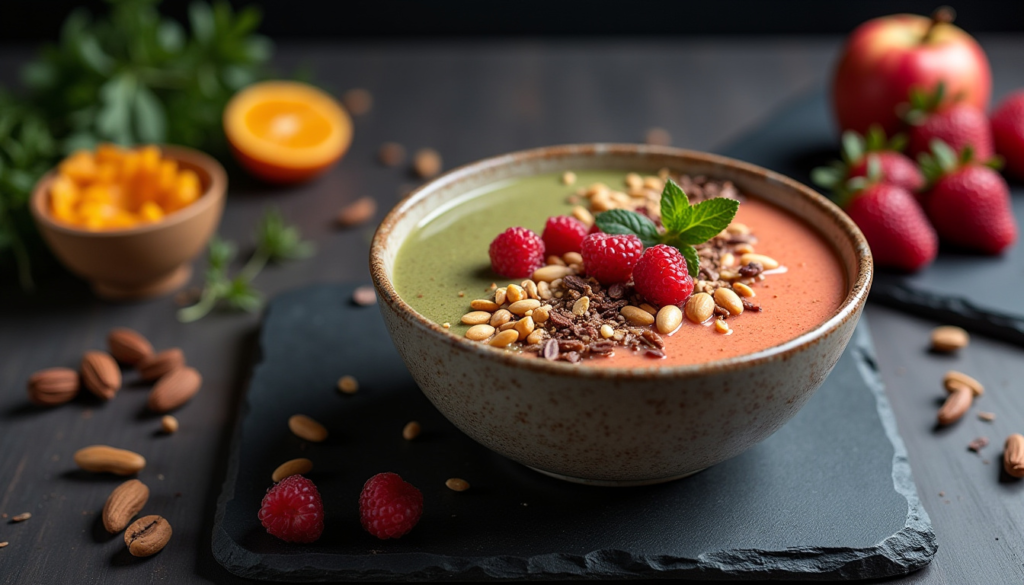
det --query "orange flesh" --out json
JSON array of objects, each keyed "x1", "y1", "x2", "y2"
[{"x1": 244, "y1": 101, "x2": 333, "y2": 148}]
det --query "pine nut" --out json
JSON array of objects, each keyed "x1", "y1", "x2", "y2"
[
  {"x1": 621, "y1": 305, "x2": 655, "y2": 326},
  {"x1": 490, "y1": 329, "x2": 519, "y2": 348},
  {"x1": 337, "y1": 375, "x2": 359, "y2": 394},
  {"x1": 508, "y1": 299, "x2": 541, "y2": 315},
  {"x1": 572, "y1": 205, "x2": 594, "y2": 226},
  {"x1": 461, "y1": 311, "x2": 491, "y2": 325},
  {"x1": 937, "y1": 386, "x2": 972, "y2": 425},
  {"x1": 533, "y1": 265, "x2": 572, "y2": 283},
  {"x1": 526, "y1": 329, "x2": 545, "y2": 345},
  {"x1": 639, "y1": 303, "x2": 658, "y2": 316},
  {"x1": 732, "y1": 282, "x2": 755, "y2": 298},
  {"x1": 563, "y1": 252, "x2": 583, "y2": 265},
  {"x1": 714, "y1": 288, "x2": 744, "y2": 315},
  {"x1": 714, "y1": 319, "x2": 730, "y2": 334},
  {"x1": 514, "y1": 316, "x2": 535, "y2": 340},
  {"x1": 490, "y1": 309, "x2": 512, "y2": 327},
  {"x1": 506, "y1": 284, "x2": 526, "y2": 303},
  {"x1": 532, "y1": 306, "x2": 550, "y2": 323},
  {"x1": 572, "y1": 296, "x2": 590, "y2": 316},
  {"x1": 494, "y1": 287, "x2": 507, "y2": 306},
  {"x1": 600, "y1": 324, "x2": 615, "y2": 338},
  {"x1": 740, "y1": 253, "x2": 779, "y2": 270},
  {"x1": 470, "y1": 299, "x2": 499, "y2": 312}
]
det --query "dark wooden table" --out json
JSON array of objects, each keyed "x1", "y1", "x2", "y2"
[{"x1": 2, "y1": 36, "x2": 1023, "y2": 584}]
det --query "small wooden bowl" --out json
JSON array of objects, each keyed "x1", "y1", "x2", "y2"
[{"x1": 30, "y1": 146, "x2": 227, "y2": 300}]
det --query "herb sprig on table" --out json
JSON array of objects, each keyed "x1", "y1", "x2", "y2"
[
  {"x1": 594, "y1": 179, "x2": 740, "y2": 275},
  {"x1": 178, "y1": 209, "x2": 315, "y2": 323},
  {"x1": 1, "y1": 0, "x2": 272, "y2": 291}
]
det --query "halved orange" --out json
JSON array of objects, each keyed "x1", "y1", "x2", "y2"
[{"x1": 224, "y1": 81, "x2": 352, "y2": 184}]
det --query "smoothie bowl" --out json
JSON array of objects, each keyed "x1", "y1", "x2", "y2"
[{"x1": 370, "y1": 144, "x2": 872, "y2": 486}]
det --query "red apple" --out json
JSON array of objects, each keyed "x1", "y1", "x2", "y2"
[{"x1": 832, "y1": 9, "x2": 991, "y2": 135}]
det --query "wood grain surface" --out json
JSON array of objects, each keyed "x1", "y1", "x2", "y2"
[{"x1": 1, "y1": 36, "x2": 1023, "y2": 584}]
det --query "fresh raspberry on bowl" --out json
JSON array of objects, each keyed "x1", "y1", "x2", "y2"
[
  {"x1": 632, "y1": 244, "x2": 695, "y2": 307},
  {"x1": 258, "y1": 474, "x2": 324, "y2": 543},
  {"x1": 541, "y1": 215, "x2": 588, "y2": 257},
  {"x1": 580, "y1": 232, "x2": 644, "y2": 285},
  {"x1": 489, "y1": 227, "x2": 545, "y2": 278},
  {"x1": 359, "y1": 472, "x2": 423, "y2": 540}
]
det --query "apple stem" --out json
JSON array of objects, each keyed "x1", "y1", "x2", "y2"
[{"x1": 923, "y1": 6, "x2": 956, "y2": 42}]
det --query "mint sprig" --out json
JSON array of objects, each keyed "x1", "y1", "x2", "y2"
[{"x1": 593, "y1": 179, "x2": 739, "y2": 276}]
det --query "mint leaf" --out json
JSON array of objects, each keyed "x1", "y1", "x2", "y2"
[
  {"x1": 659, "y1": 179, "x2": 689, "y2": 232},
  {"x1": 670, "y1": 197, "x2": 740, "y2": 246},
  {"x1": 595, "y1": 209, "x2": 660, "y2": 247},
  {"x1": 679, "y1": 245, "x2": 700, "y2": 277}
]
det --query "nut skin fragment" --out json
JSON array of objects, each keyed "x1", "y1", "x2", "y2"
[
  {"x1": 445, "y1": 478, "x2": 470, "y2": 492},
  {"x1": 931, "y1": 326, "x2": 969, "y2": 352},
  {"x1": 402, "y1": 421, "x2": 421, "y2": 440},
  {"x1": 288, "y1": 414, "x2": 329, "y2": 442},
  {"x1": 124, "y1": 515, "x2": 172, "y2": 557},
  {"x1": 74, "y1": 445, "x2": 146, "y2": 475},
  {"x1": 160, "y1": 415, "x2": 178, "y2": 434},
  {"x1": 272, "y1": 458, "x2": 313, "y2": 483},
  {"x1": 1004, "y1": 434, "x2": 1024, "y2": 478},
  {"x1": 937, "y1": 386, "x2": 973, "y2": 426},
  {"x1": 103, "y1": 479, "x2": 149, "y2": 534}
]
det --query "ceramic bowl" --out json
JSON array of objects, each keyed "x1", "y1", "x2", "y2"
[
  {"x1": 30, "y1": 146, "x2": 227, "y2": 300},
  {"x1": 370, "y1": 144, "x2": 872, "y2": 486}
]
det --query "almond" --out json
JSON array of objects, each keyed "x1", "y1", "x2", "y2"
[
  {"x1": 272, "y1": 458, "x2": 313, "y2": 483},
  {"x1": 80, "y1": 351, "x2": 121, "y2": 400},
  {"x1": 931, "y1": 326, "x2": 969, "y2": 353},
  {"x1": 714, "y1": 287, "x2": 744, "y2": 316},
  {"x1": 147, "y1": 367, "x2": 202, "y2": 413},
  {"x1": 944, "y1": 370, "x2": 984, "y2": 397},
  {"x1": 337, "y1": 196, "x2": 377, "y2": 227},
  {"x1": 125, "y1": 515, "x2": 171, "y2": 557},
  {"x1": 937, "y1": 386, "x2": 973, "y2": 426},
  {"x1": 413, "y1": 148, "x2": 442, "y2": 178},
  {"x1": 103, "y1": 479, "x2": 150, "y2": 534},
  {"x1": 27, "y1": 367, "x2": 80, "y2": 406},
  {"x1": 137, "y1": 348, "x2": 186, "y2": 382},
  {"x1": 74, "y1": 445, "x2": 146, "y2": 475},
  {"x1": 107, "y1": 328, "x2": 154, "y2": 365},
  {"x1": 684, "y1": 292, "x2": 715, "y2": 323},
  {"x1": 1004, "y1": 434, "x2": 1024, "y2": 478},
  {"x1": 289, "y1": 414, "x2": 328, "y2": 442}
]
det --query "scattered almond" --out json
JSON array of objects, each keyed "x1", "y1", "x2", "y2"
[
  {"x1": 0, "y1": 542, "x2": 7, "y2": 548},
  {"x1": 337, "y1": 375, "x2": 359, "y2": 394},
  {"x1": 289, "y1": 414, "x2": 328, "y2": 442},
  {"x1": 470, "y1": 299, "x2": 500, "y2": 312},
  {"x1": 378, "y1": 142, "x2": 406, "y2": 167},
  {"x1": 272, "y1": 458, "x2": 313, "y2": 482},
  {"x1": 352, "y1": 286, "x2": 377, "y2": 306},
  {"x1": 532, "y1": 265, "x2": 572, "y2": 283},
  {"x1": 571, "y1": 205, "x2": 594, "y2": 227},
  {"x1": 413, "y1": 148, "x2": 442, "y2": 178},
  {"x1": 341, "y1": 88, "x2": 373, "y2": 116},
  {"x1": 147, "y1": 367, "x2": 202, "y2": 413},
  {"x1": 107, "y1": 328, "x2": 154, "y2": 365},
  {"x1": 656, "y1": 305, "x2": 683, "y2": 334},
  {"x1": 10, "y1": 513, "x2": 30, "y2": 523},
  {"x1": 137, "y1": 348, "x2": 186, "y2": 382},
  {"x1": 930, "y1": 326, "x2": 969, "y2": 352},
  {"x1": 102, "y1": 479, "x2": 149, "y2": 534},
  {"x1": 944, "y1": 370, "x2": 984, "y2": 397},
  {"x1": 402, "y1": 421, "x2": 421, "y2": 440},
  {"x1": 562, "y1": 171, "x2": 576, "y2": 185},
  {"x1": 74, "y1": 445, "x2": 146, "y2": 475},
  {"x1": 937, "y1": 386, "x2": 973, "y2": 426},
  {"x1": 685, "y1": 292, "x2": 715, "y2": 324},
  {"x1": 160, "y1": 415, "x2": 179, "y2": 434},
  {"x1": 645, "y1": 127, "x2": 671, "y2": 146},
  {"x1": 337, "y1": 196, "x2": 377, "y2": 227},
  {"x1": 1004, "y1": 434, "x2": 1024, "y2": 478},
  {"x1": 80, "y1": 351, "x2": 121, "y2": 400},
  {"x1": 124, "y1": 515, "x2": 172, "y2": 557},
  {"x1": 445, "y1": 478, "x2": 470, "y2": 492},
  {"x1": 27, "y1": 367, "x2": 80, "y2": 406},
  {"x1": 489, "y1": 329, "x2": 519, "y2": 348},
  {"x1": 461, "y1": 311, "x2": 491, "y2": 325},
  {"x1": 979, "y1": 411, "x2": 996, "y2": 422}
]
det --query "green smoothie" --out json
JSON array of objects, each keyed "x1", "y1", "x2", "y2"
[{"x1": 394, "y1": 171, "x2": 627, "y2": 334}]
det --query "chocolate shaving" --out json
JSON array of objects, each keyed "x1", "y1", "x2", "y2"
[
  {"x1": 738, "y1": 262, "x2": 763, "y2": 278},
  {"x1": 558, "y1": 340, "x2": 586, "y2": 353},
  {"x1": 607, "y1": 283, "x2": 625, "y2": 299},
  {"x1": 742, "y1": 299, "x2": 762, "y2": 312},
  {"x1": 641, "y1": 330, "x2": 665, "y2": 349}
]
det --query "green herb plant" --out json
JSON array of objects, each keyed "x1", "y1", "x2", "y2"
[
  {"x1": 594, "y1": 179, "x2": 739, "y2": 276},
  {"x1": 178, "y1": 209, "x2": 315, "y2": 323},
  {"x1": 1, "y1": 0, "x2": 272, "y2": 290}
]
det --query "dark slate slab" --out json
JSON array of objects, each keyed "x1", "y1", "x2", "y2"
[
  {"x1": 719, "y1": 90, "x2": 1024, "y2": 346},
  {"x1": 212, "y1": 283, "x2": 935, "y2": 581}
]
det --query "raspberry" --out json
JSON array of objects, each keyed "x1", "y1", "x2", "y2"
[
  {"x1": 580, "y1": 233, "x2": 644, "y2": 284},
  {"x1": 541, "y1": 215, "x2": 588, "y2": 257},
  {"x1": 632, "y1": 244, "x2": 695, "y2": 307},
  {"x1": 359, "y1": 472, "x2": 423, "y2": 540},
  {"x1": 489, "y1": 227, "x2": 545, "y2": 278},
  {"x1": 258, "y1": 475, "x2": 324, "y2": 543}
]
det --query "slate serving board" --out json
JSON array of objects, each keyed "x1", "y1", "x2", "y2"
[
  {"x1": 212, "y1": 283, "x2": 935, "y2": 582},
  {"x1": 719, "y1": 90, "x2": 1024, "y2": 345}
]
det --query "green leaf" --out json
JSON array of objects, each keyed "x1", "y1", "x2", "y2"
[
  {"x1": 841, "y1": 130, "x2": 864, "y2": 164},
  {"x1": 594, "y1": 209, "x2": 660, "y2": 247},
  {"x1": 669, "y1": 197, "x2": 740, "y2": 246},
  {"x1": 97, "y1": 74, "x2": 135, "y2": 144},
  {"x1": 679, "y1": 245, "x2": 700, "y2": 278},
  {"x1": 133, "y1": 84, "x2": 167, "y2": 143},
  {"x1": 158, "y1": 21, "x2": 185, "y2": 53},
  {"x1": 189, "y1": 1, "x2": 215, "y2": 44},
  {"x1": 810, "y1": 166, "x2": 843, "y2": 189},
  {"x1": 930, "y1": 139, "x2": 958, "y2": 171},
  {"x1": 659, "y1": 179, "x2": 689, "y2": 231}
]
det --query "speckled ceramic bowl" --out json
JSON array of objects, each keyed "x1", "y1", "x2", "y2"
[{"x1": 370, "y1": 144, "x2": 872, "y2": 486}]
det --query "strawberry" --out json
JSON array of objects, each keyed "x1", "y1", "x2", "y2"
[
  {"x1": 811, "y1": 127, "x2": 924, "y2": 195},
  {"x1": 991, "y1": 90, "x2": 1024, "y2": 180},
  {"x1": 918, "y1": 140, "x2": 1017, "y2": 255},
  {"x1": 844, "y1": 182, "x2": 937, "y2": 272},
  {"x1": 902, "y1": 83, "x2": 994, "y2": 161}
]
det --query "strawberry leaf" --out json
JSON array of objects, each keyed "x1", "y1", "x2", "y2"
[
  {"x1": 931, "y1": 139, "x2": 958, "y2": 171},
  {"x1": 595, "y1": 209, "x2": 660, "y2": 247}
]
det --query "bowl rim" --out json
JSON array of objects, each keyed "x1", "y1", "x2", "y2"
[
  {"x1": 369, "y1": 143, "x2": 873, "y2": 379},
  {"x1": 30, "y1": 144, "x2": 227, "y2": 238}
]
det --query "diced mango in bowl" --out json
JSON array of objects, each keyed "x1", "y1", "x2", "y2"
[{"x1": 48, "y1": 145, "x2": 204, "y2": 231}]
